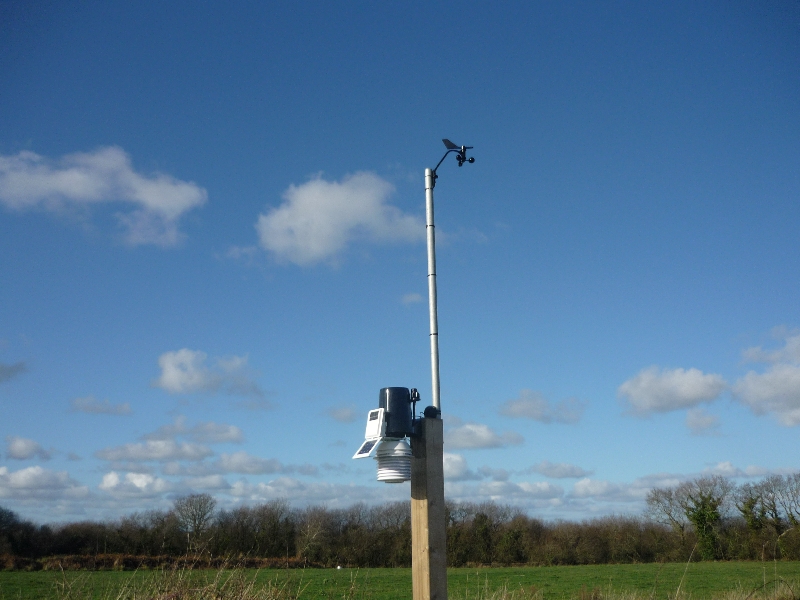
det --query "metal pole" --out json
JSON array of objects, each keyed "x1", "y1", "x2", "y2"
[{"x1": 424, "y1": 168, "x2": 441, "y2": 412}]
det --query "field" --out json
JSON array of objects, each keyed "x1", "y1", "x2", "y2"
[{"x1": 1, "y1": 562, "x2": 800, "y2": 600}]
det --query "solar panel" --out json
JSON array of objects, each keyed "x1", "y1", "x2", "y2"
[{"x1": 352, "y1": 439, "x2": 378, "y2": 459}]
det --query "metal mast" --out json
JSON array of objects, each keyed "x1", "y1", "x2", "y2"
[
  {"x1": 424, "y1": 167, "x2": 441, "y2": 411},
  {"x1": 424, "y1": 139, "x2": 474, "y2": 412}
]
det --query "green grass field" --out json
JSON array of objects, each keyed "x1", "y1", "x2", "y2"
[{"x1": 1, "y1": 562, "x2": 799, "y2": 600}]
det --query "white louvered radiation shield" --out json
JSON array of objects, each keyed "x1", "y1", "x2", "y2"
[{"x1": 375, "y1": 438, "x2": 412, "y2": 483}]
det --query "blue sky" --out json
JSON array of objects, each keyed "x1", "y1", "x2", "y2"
[{"x1": 1, "y1": 1, "x2": 799, "y2": 523}]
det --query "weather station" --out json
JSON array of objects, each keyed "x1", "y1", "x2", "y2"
[
  {"x1": 353, "y1": 140, "x2": 475, "y2": 600},
  {"x1": 352, "y1": 387, "x2": 419, "y2": 483}
]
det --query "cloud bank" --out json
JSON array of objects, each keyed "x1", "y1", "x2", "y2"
[
  {"x1": 71, "y1": 396, "x2": 132, "y2": 415},
  {"x1": 0, "y1": 147, "x2": 207, "y2": 246},
  {"x1": 95, "y1": 440, "x2": 213, "y2": 462},
  {"x1": 499, "y1": 390, "x2": 585, "y2": 424},
  {"x1": 733, "y1": 331, "x2": 800, "y2": 426},
  {"x1": 526, "y1": 461, "x2": 593, "y2": 479},
  {"x1": 613, "y1": 329, "x2": 800, "y2": 427},
  {"x1": 256, "y1": 172, "x2": 423, "y2": 265},
  {"x1": 0, "y1": 466, "x2": 88, "y2": 500},
  {"x1": 686, "y1": 408, "x2": 720, "y2": 435},
  {"x1": 99, "y1": 471, "x2": 173, "y2": 498},
  {"x1": 6, "y1": 436, "x2": 51, "y2": 461},
  {"x1": 144, "y1": 417, "x2": 244, "y2": 444},
  {"x1": 444, "y1": 418, "x2": 524, "y2": 450},
  {"x1": 618, "y1": 366, "x2": 726, "y2": 415},
  {"x1": 442, "y1": 453, "x2": 481, "y2": 481},
  {"x1": 153, "y1": 349, "x2": 263, "y2": 396}
]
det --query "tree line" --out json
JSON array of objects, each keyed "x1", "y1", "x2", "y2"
[{"x1": 1, "y1": 473, "x2": 799, "y2": 567}]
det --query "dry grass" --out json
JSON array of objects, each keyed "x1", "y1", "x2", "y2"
[
  {"x1": 449, "y1": 577, "x2": 800, "y2": 600},
  {"x1": 452, "y1": 580, "x2": 544, "y2": 600},
  {"x1": 31, "y1": 564, "x2": 800, "y2": 600},
  {"x1": 53, "y1": 566, "x2": 307, "y2": 600},
  {"x1": 716, "y1": 578, "x2": 799, "y2": 600}
]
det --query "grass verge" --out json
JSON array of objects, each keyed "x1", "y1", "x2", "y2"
[{"x1": 1, "y1": 562, "x2": 799, "y2": 600}]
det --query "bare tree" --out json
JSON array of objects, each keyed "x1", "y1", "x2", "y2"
[
  {"x1": 774, "y1": 473, "x2": 800, "y2": 529},
  {"x1": 173, "y1": 493, "x2": 217, "y2": 553},
  {"x1": 736, "y1": 473, "x2": 800, "y2": 557},
  {"x1": 295, "y1": 506, "x2": 330, "y2": 564},
  {"x1": 253, "y1": 499, "x2": 292, "y2": 557},
  {"x1": 646, "y1": 486, "x2": 689, "y2": 542},
  {"x1": 646, "y1": 475, "x2": 733, "y2": 559},
  {"x1": 736, "y1": 481, "x2": 767, "y2": 531}
]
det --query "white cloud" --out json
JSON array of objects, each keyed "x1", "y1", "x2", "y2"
[
  {"x1": 444, "y1": 481, "x2": 561, "y2": 511},
  {"x1": 527, "y1": 460, "x2": 593, "y2": 479},
  {"x1": 161, "y1": 462, "x2": 210, "y2": 477},
  {"x1": 474, "y1": 480, "x2": 563, "y2": 501},
  {"x1": 256, "y1": 172, "x2": 424, "y2": 265},
  {"x1": 740, "y1": 465, "x2": 799, "y2": 477},
  {"x1": 741, "y1": 465, "x2": 771, "y2": 477},
  {"x1": 145, "y1": 417, "x2": 244, "y2": 444},
  {"x1": 6, "y1": 436, "x2": 51, "y2": 460},
  {"x1": 572, "y1": 478, "x2": 627, "y2": 499},
  {"x1": 733, "y1": 364, "x2": 800, "y2": 426},
  {"x1": 629, "y1": 465, "x2": 775, "y2": 493},
  {"x1": 0, "y1": 147, "x2": 207, "y2": 246},
  {"x1": 443, "y1": 454, "x2": 512, "y2": 482},
  {"x1": 0, "y1": 361, "x2": 26, "y2": 383},
  {"x1": 105, "y1": 462, "x2": 155, "y2": 474},
  {"x1": 444, "y1": 421, "x2": 524, "y2": 450},
  {"x1": 189, "y1": 422, "x2": 244, "y2": 444},
  {"x1": 0, "y1": 466, "x2": 88, "y2": 500},
  {"x1": 95, "y1": 440, "x2": 212, "y2": 462},
  {"x1": 567, "y1": 477, "x2": 656, "y2": 507},
  {"x1": 70, "y1": 396, "x2": 132, "y2": 415},
  {"x1": 185, "y1": 475, "x2": 231, "y2": 490},
  {"x1": 702, "y1": 461, "x2": 742, "y2": 478},
  {"x1": 215, "y1": 452, "x2": 317, "y2": 476},
  {"x1": 445, "y1": 464, "x2": 800, "y2": 518},
  {"x1": 686, "y1": 408, "x2": 720, "y2": 435},
  {"x1": 216, "y1": 452, "x2": 283, "y2": 475},
  {"x1": 153, "y1": 349, "x2": 218, "y2": 393},
  {"x1": 499, "y1": 390, "x2": 585, "y2": 424},
  {"x1": 741, "y1": 330, "x2": 800, "y2": 364},
  {"x1": 733, "y1": 331, "x2": 800, "y2": 426},
  {"x1": 618, "y1": 366, "x2": 727, "y2": 415},
  {"x1": 443, "y1": 453, "x2": 480, "y2": 481},
  {"x1": 99, "y1": 471, "x2": 173, "y2": 497},
  {"x1": 631, "y1": 472, "x2": 686, "y2": 491},
  {"x1": 477, "y1": 466, "x2": 511, "y2": 482},
  {"x1": 17, "y1": 459, "x2": 793, "y2": 523},
  {"x1": 327, "y1": 406, "x2": 358, "y2": 423},
  {"x1": 153, "y1": 349, "x2": 263, "y2": 396},
  {"x1": 516, "y1": 481, "x2": 564, "y2": 499},
  {"x1": 697, "y1": 461, "x2": 793, "y2": 479},
  {"x1": 228, "y1": 476, "x2": 407, "y2": 507},
  {"x1": 402, "y1": 293, "x2": 423, "y2": 305}
]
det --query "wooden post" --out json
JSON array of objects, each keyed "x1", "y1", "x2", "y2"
[{"x1": 411, "y1": 416, "x2": 447, "y2": 600}]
